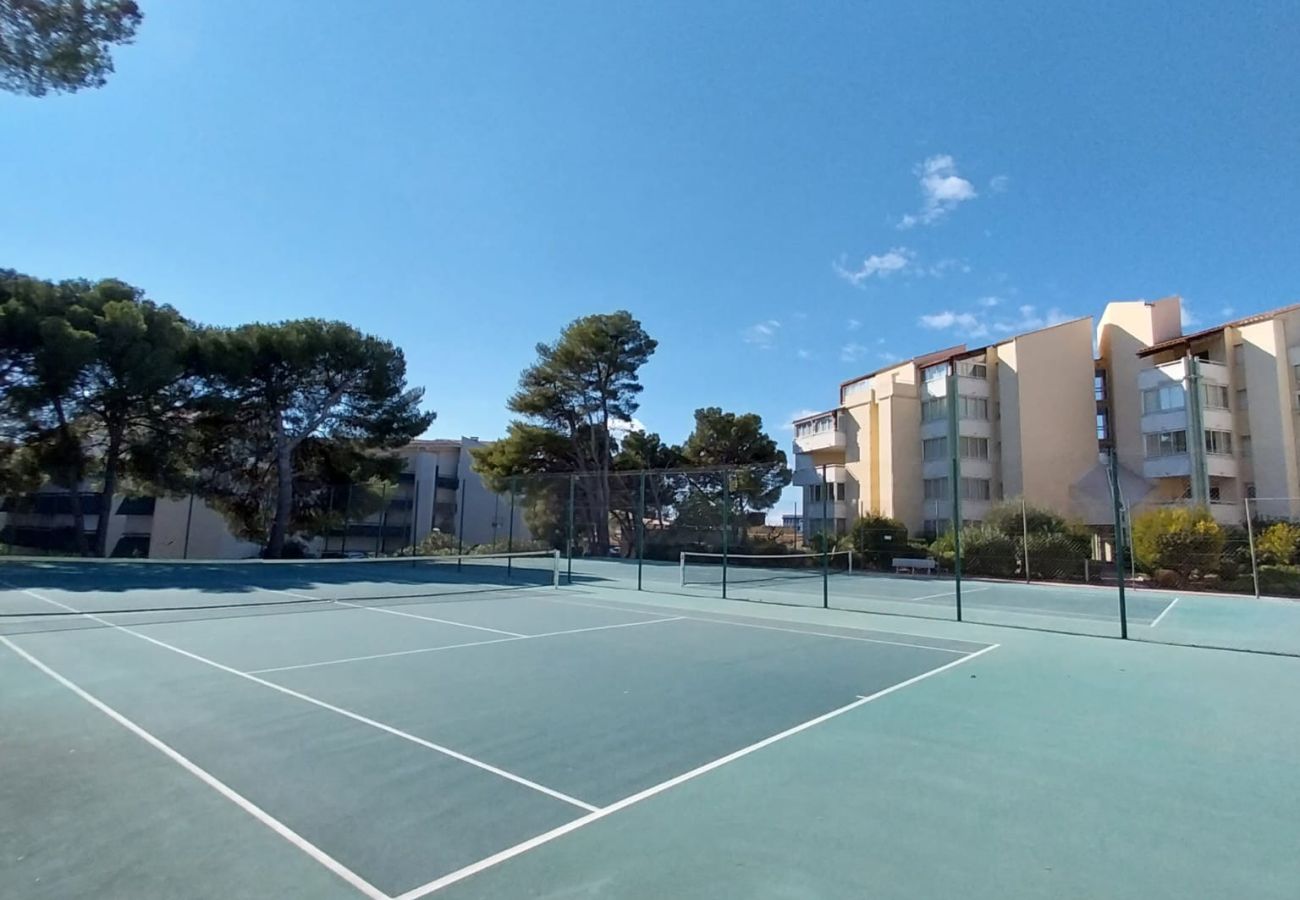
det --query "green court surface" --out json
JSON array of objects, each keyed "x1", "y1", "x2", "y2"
[{"x1": 2, "y1": 558, "x2": 1298, "y2": 899}]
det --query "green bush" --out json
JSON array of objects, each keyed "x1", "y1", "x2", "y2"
[
  {"x1": 1024, "y1": 531, "x2": 1089, "y2": 580},
  {"x1": 984, "y1": 500, "x2": 1074, "y2": 539},
  {"x1": 843, "y1": 513, "x2": 909, "y2": 569},
  {"x1": 1131, "y1": 506, "x2": 1226, "y2": 583},
  {"x1": 1256, "y1": 522, "x2": 1300, "y2": 565},
  {"x1": 398, "y1": 530, "x2": 459, "y2": 556},
  {"x1": 929, "y1": 525, "x2": 1017, "y2": 578}
]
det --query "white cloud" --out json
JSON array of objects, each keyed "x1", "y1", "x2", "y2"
[
  {"x1": 609, "y1": 417, "x2": 645, "y2": 436},
  {"x1": 978, "y1": 296, "x2": 1001, "y2": 307},
  {"x1": 1181, "y1": 304, "x2": 1200, "y2": 329},
  {"x1": 741, "y1": 319, "x2": 781, "y2": 348},
  {"x1": 796, "y1": 348, "x2": 811, "y2": 359},
  {"x1": 991, "y1": 304, "x2": 1072, "y2": 334},
  {"x1": 920, "y1": 257, "x2": 972, "y2": 278},
  {"x1": 834, "y1": 247, "x2": 914, "y2": 286},
  {"x1": 847, "y1": 318, "x2": 862, "y2": 330},
  {"x1": 782, "y1": 408, "x2": 822, "y2": 431},
  {"x1": 791, "y1": 311, "x2": 808, "y2": 321},
  {"x1": 880, "y1": 351, "x2": 902, "y2": 363},
  {"x1": 989, "y1": 175, "x2": 1010, "y2": 193},
  {"x1": 919, "y1": 310, "x2": 988, "y2": 338},
  {"x1": 898, "y1": 155, "x2": 978, "y2": 229},
  {"x1": 1220, "y1": 306, "x2": 1235, "y2": 319},
  {"x1": 841, "y1": 342, "x2": 869, "y2": 362}
]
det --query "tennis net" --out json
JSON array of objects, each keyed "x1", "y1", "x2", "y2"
[
  {"x1": 0, "y1": 549, "x2": 560, "y2": 619},
  {"x1": 679, "y1": 550, "x2": 854, "y2": 587}
]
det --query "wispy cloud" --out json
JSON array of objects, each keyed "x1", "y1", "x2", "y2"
[
  {"x1": 741, "y1": 319, "x2": 781, "y2": 348},
  {"x1": 992, "y1": 304, "x2": 1072, "y2": 333},
  {"x1": 898, "y1": 155, "x2": 978, "y2": 229},
  {"x1": 834, "y1": 247, "x2": 914, "y2": 286},
  {"x1": 989, "y1": 174, "x2": 1010, "y2": 193},
  {"x1": 880, "y1": 351, "x2": 902, "y2": 363},
  {"x1": 1220, "y1": 306, "x2": 1235, "y2": 319},
  {"x1": 919, "y1": 310, "x2": 988, "y2": 338},
  {"x1": 847, "y1": 318, "x2": 862, "y2": 331},
  {"x1": 978, "y1": 296, "x2": 1001, "y2": 307},
  {"x1": 796, "y1": 348, "x2": 811, "y2": 360},
  {"x1": 922, "y1": 257, "x2": 972, "y2": 278},
  {"x1": 1181, "y1": 303, "x2": 1200, "y2": 329},
  {"x1": 840, "y1": 342, "x2": 869, "y2": 362}
]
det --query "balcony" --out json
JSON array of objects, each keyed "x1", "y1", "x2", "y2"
[
  {"x1": 792, "y1": 463, "x2": 848, "y2": 486},
  {"x1": 1143, "y1": 453, "x2": 1238, "y2": 480},
  {"x1": 1138, "y1": 358, "x2": 1230, "y2": 390},
  {"x1": 792, "y1": 410, "x2": 847, "y2": 454}
]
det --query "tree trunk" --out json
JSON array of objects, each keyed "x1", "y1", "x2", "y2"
[
  {"x1": 94, "y1": 427, "x2": 123, "y2": 558},
  {"x1": 266, "y1": 425, "x2": 294, "y2": 558}
]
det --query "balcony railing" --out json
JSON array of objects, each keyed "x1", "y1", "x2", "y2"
[{"x1": 793, "y1": 410, "x2": 847, "y2": 454}]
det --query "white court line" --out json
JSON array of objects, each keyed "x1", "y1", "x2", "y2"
[
  {"x1": 17, "y1": 587, "x2": 599, "y2": 814},
  {"x1": 248, "y1": 616, "x2": 686, "y2": 675},
  {"x1": 396, "y1": 642, "x2": 1001, "y2": 900},
  {"x1": 911, "y1": 586, "x2": 989, "y2": 603},
  {"x1": 544, "y1": 596, "x2": 974, "y2": 654},
  {"x1": 263, "y1": 587, "x2": 529, "y2": 637},
  {"x1": 1150, "y1": 597, "x2": 1180, "y2": 628},
  {"x1": 0, "y1": 633, "x2": 387, "y2": 900}
]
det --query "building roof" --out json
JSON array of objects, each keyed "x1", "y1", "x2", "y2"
[
  {"x1": 1137, "y1": 303, "x2": 1300, "y2": 357},
  {"x1": 838, "y1": 344, "x2": 967, "y2": 390}
]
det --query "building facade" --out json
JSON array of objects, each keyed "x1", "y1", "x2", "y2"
[
  {"x1": 793, "y1": 298, "x2": 1300, "y2": 537},
  {"x1": 0, "y1": 436, "x2": 526, "y2": 559}
]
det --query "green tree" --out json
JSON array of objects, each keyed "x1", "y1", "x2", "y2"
[
  {"x1": 1, "y1": 0, "x2": 143, "y2": 96},
  {"x1": 474, "y1": 311, "x2": 656, "y2": 553},
  {"x1": 843, "y1": 513, "x2": 908, "y2": 568},
  {"x1": 678, "y1": 407, "x2": 791, "y2": 544},
  {"x1": 192, "y1": 320, "x2": 433, "y2": 557},
  {"x1": 1131, "y1": 506, "x2": 1226, "y2": 583}
]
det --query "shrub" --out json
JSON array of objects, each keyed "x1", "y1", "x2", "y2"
[
  {"x1": 1256, "y1": 522, "x2": 1300, "y2": 565},
  {"x1": 984, "y1": 500, "x2": 1073, "y2": 539},
  {"x1": 1131, "y1": 506, "x2": 1226, "y2": 581},
  {"x1": 929, "y1": 525, "x2": 1017, "y2": 578},
  {"x1": 843, "y1": 513, "x2": 909, "y2": 569},
  {"x1": 1024, "y1": 531, "x2": 1089, "y2": 580},
  {"x1": 397, "y1": 530, "x2": 459, "y2": 557}
]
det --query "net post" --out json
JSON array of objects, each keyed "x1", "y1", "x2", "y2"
[
  {"x1": 456, "y1": 478, "x2": 466, "y2": 572},
  {"x1": 506, "y1": 475, "x2": 517, "y2": 580},
  {"x1": 636, "y1": 470, "x2": 646, "y2": 591},
  {"x1": 1108, "y1": 446, "x2": 1129, "y2": 639},
  {"x1": 552, "y1": 549, "x2": 560, "y2": 588},
  {"x1": 1245, "y1": 497, "x2": 1260, "y2": 599},
  {"x1": 821, "y1": 464, "x2": 829, "y2": 610},
  {"x1": 721, "y1": 470, "x2": 730, "y2": 599},
  {"x1": 1021, "y1": 497, "x2": 1030, "y2": 583},
  {"x1": 567, "y1": 473, "x2": 575, "y2": 585},
  {"x1": 946, "y1": 364, "x2": 963, "y2": 621}
]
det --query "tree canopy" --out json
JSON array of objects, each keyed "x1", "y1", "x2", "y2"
[{"x1": 1, "y1": 0, "x2": 143, "y2": 96}]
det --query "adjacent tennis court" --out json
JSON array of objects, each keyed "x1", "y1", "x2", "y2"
[{"x1": 4, "y1": 553, "x2": 1300, "y2": 900}]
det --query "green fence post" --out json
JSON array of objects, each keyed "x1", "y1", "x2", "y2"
[
  {"x1": 567, "y1": 473, "x2": 576, "y2": 585},
  {"x1": 1108, "y1": 447, "x2": 1129, "y2": 639},
  {"x1": 340, "y1": 482, "x2": 354, "y2": 556},
  {"x1": 721, "y1": 469, "x2": 730, "y2": 599},
  {"x1": 506, "y1": 475, "x2": 517, "y2": 579},
  {"x1": 378, "y1": 482, "x2": 390, "y2": 556},
  {"x1": 947, "y1": 364, "x2": 963, "y2": 621},
  {"x1": 821, "y1": 464, "x2": 829, "y2": 609},
  {"x1": 637, "y1": 470, "x2": 646, "y2": 591},
  {"x1": 457, "y1": 478, "x2": 466, "y2": 571}
]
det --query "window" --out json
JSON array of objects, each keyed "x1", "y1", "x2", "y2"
[
  {"x1": 921, "y1": 363, "x2": 947, "y2": 383},
  {"x1": 1096, "y1": 411, "x2": 1110, "y2": 441},
  {"x1": 923, "y1": 478, "x2": 948, "y2": 501},
  {"x1": 842, "y1": 379, "x2": 869, "y2": 401},
  {"x1": 1143, "y1": 430, "x2": 1188, "y2": 458},
  {"x1": 1200, "y1": 383, "x2": 1229, "y2": 409},
  {"x1": 921, "y1": 397, "x2": 947, "y2": 422},
  {"x1": 795, "y1": 414, "x2": 836, "y2": 438},
  {"x1": 922, "y1": 519, "x2": 951, "y2": 537},
  {"x1": 1241, "y1": 435, "x2": 1252, "y2": 458},
  {"x1": 835, "y1": 482, "x2": 846, "y2": 501},
  {"x1": 1142, "y1": 384, "x2": 1185, "y2": 414},
  {"x1": 1204, "y1": 430, "x2": 1233, "y2": 455},
  {"x1": 961, "y1": 477, "x2": 991, "y2": 501},
  {"x1": 922, "y1": 437, "x2": 947, "y2": 461},
  {"x1": 958, "y1": 395, "x2": 989, "y2": 420},
  {"x1": 1094, "y1": 372, "x2": 1107, "y2": 401},
  {"x1": 1293, "y1": 363, "x2": 1300, "y2": 384},
  {"x1": 810, "y1": 484, "x2": 822, "y2": 503},
  {"x1": 960, "y1": 436, "x2": 989, "y2": 460},
  {"x1": 1246, "y1": 482, "x2": 1257, "y2": 500},
  {"x1": 958, "y1": 360, "x2": 987, "y2": 379}
]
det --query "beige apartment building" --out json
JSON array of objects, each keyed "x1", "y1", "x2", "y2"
[{"x1": 794, "y1": 297, "x2": 1300, "y2": 537}]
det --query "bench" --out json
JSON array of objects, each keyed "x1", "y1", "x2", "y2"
[{"x1": 892, "y1": 557, "x2": 937, "y2": 574}]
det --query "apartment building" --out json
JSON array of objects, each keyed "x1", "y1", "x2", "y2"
[
  {"x1": 793, "y1": 317, "x2": 1099, "y2": 537},
  {"x1": 0, "y1": 436, "x2": 525, "y2": 558},
  {"x1": 795, "y1": 296, "x2": 1300, "y2": 537},
  {"x1": 1097, "y1": 298, "x2": 1300, "y2": 523}
]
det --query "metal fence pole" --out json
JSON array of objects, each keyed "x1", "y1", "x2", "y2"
[
  {"x1": 947, "y1": 365, "x2": 963, "y2": 621},
  {"x1": 567, "y1": 473, "x2": 576, "y2": 585},
  {"x1": 637, "y1": 470, "x2": 646, "y2": 591},
  {"x1": 182, "y1": 489, "x2": 195, "y2": 559},
  {"x1": 1245, "y1": 497, "x2": 1260, "y2": 598},
  {"x1": 340, "y1": 482, "x2": 353, "y2": 555},
  {"x1": 1108, "y1": 447, "x2": 1129, "y2": 639},
  {"x1": 410, "y1": 480, "x2": 420, "y2": 552},
  {"x1": 457, "y1": 478, "x2": 466, "y2": 571},
  {"x1": 1021, "y1": 497, "x2": 1031, "y2": 583},
  {"x1": 821, "y1": 464, "x2": 829, "y2": 609},
  {"x1": 721, "y1": 469, "x2": 730, "y2": 599},
  {"x1": 378, "y1": 482, "x2": 390, "y2": 556},
  {"x1": 506, "y1": 475, "x2": 516, "y2": 579}
]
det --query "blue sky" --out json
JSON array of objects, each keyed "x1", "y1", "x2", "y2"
[{"x1": 3, "y1": 1, "x2": 1298, "y2": 519}]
